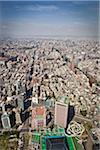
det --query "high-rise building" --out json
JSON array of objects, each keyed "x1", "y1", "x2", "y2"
[
  {"x1": 54, "y1": 102, "x2": 69, "y2": 128},
  {"x1": 13, "y1": 108, "x2": 22, "y2": 125},
  {"x1": 1, "y1": 112, "x2": 11, "y2": 129},
  {"x1": 0, "y1": 102, "x2": 5, "y2": 113},
  {"x1": 70, "y1": 55, "x2": 75, "y2": 72},
  {"x1": 15, "y1": 79, "x2": 22, "y2": 94},
  {"x1": 32, "y1": 106, "x2": 46, "y2": 129},
  {"x1": 17, "y1": 93, "x2": 24, "y2": 110},
  {"x1": 32, "y1": 77, "x2": 39, "y2": 96},
  {"x1": 32, "y1": 94, "x2": 38, "y2": 105}
]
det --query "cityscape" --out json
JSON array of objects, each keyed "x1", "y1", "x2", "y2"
[{"x1": 0, "y1": 1, "x2": 100, "y2": 150}]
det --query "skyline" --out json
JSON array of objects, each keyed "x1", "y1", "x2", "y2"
[{"x1": 0, "y1": 1, "x2": 99, "y2": 39}]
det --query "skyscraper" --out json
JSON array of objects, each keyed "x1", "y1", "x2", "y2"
[
  {"x1": 1, "y1": 112, "x2": 11, "y2": 129},
  {"x1": 32, "y1": 106, "x2": 46, "y2": 129},
  {"x1": 54, "y1": 102, "x2": 69, "y2": 128},
  {"x1": 17, "y1": 93, "x2": 24, "y2": 111}
]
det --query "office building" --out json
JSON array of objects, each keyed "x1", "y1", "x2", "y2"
[
  {"x1": 17, "y1": 93, "x2": 24, "y2": 110},
  {"x1": 54, "y1": 102, "x2": 69, "y2": 128},
  {"x1": 1, "y1": 112, "x2": 11, "y2": 129},
  {"x1": 32, "y1": 94, "x2": 38, "y2": 105},
  {"x1": 31, "y1": 106, "x2": 46, "y2": 129}
]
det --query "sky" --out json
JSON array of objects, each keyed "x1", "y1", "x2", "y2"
[{"x1": 0, "y1": 1, "x2": 99, "y2": 39}]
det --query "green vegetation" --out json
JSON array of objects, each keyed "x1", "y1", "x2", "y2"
[
  {"x1": 23, "y1": 133, "x2": 30, "y2": 150},
  {"x1": 72, "y1": 137, "x2": 84, "y2": 150},
  {"x1": 83, "y1": 122, "x2": 92, "y2": 131},
  {"x1": 0, "y1": 132, "x2": 18, "y2": 150},
  {"x1": 80, "y1": 110, "x2": 87, "y2": 116},
  {"x1": 0, "y1": 133, "x2": 9, "y2": 150}
]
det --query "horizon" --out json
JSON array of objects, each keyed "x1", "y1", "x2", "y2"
[{"x1": 0, "y1": 1, "x2": 99, "y2": 39}]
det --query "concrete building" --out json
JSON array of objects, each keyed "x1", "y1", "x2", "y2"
[
  {"x1": 54, "y1": 102, "x2": 69, "y2": 128},
  {"x1": 1, "y1": 112, "x2": 11, "y2": 129},
  {"x1": 17, "y1": 93, "x2": 24, "y2": 111},
  {"x1": 31, "y1": 106, "x2": 46, "y2": 129},
  {"x1": 32, "y1": 94, "x2": 38, "y2": 105}
]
